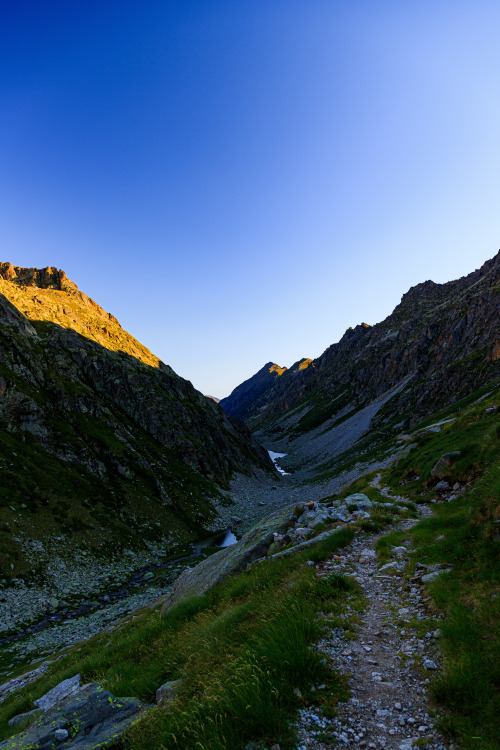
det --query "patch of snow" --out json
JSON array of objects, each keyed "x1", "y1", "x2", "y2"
[{"x1": 268, "y1": 451, "x2": 291, "y2": 476}]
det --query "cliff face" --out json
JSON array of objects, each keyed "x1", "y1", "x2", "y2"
[
  {"x1": 0, "y1": 266, "x2": 272, "y2": 583},
  {"x1": 231, "y1": 251, "x2": 500, "y2": 437}
]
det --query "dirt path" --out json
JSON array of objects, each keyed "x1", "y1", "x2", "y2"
[{"x1": 295, "y1": 483, "x2": 455, "y2": 750}]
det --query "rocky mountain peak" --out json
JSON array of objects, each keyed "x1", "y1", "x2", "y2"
[
  {"x1": 397, "y1": 250, "x2": 500, "y2": 313},
  {"x1": 0, "y1": 263, "x2": 77, "y2": 292},
  {"x1": 0, "y1": 261, "x2": 160, "y2": 368}
]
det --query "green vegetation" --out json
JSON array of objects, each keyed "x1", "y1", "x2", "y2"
[
  {"x1": 380, "y1": 383, "x2": 500, "y2": 750},
  {"x1": 0, "y1": 529, "x2": 357, "y2": 749}
]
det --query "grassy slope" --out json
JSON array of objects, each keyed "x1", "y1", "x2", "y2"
[
  {"x1": 378, "y1": 387, "x2": 500, "y2": 750},
  {"x1": 0, "y1": 529, "x2": 356, "y2": 750},
  {"x1": 0, "y1": 278, "x2": 161, "y2": 368}
]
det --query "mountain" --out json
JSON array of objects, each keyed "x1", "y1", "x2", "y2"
[
  {"x1": 0, "y1": 264, "x2": 272, "y2": 588},
  {"x1": 219, "y1": 359, "x2": 313, "y2": 421},
  {"x1": 1, "y1": 259, "x2": 499, "y2": 750},
  {"x1": 225, "y1": 251, "x2": 500, "y2": 475}
]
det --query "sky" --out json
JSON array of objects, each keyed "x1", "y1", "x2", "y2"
[{"x1": 2, "y1": 1, "x2": 500, "y2": 397}]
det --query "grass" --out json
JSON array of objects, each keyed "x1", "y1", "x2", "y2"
[
  {"x1": 0, "y1": 528, "x2": 356, "y2": 750},
  {"x1": 379, "y1": 381, "x2": 500, "y2": 750}
]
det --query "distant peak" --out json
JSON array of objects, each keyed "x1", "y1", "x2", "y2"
[
  {"x1": 268, "y1": 363, "x2": 287, "y2": 376},
  {"x1": 0, "y1": 263, "x2": 77, "y2": 293}
]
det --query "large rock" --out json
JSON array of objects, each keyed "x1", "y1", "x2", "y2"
[
  {"x1": 34, "y1": 673, "x2": 81, "y2": 711},
  {"x1": 156, "y1": 679, "x2": 182, "y2": 706},
  {"x1": 161, "y1": 504, "x2": 296, "y2": 614},
  {"x1": 1, "y1": 682, "x2": 151, "y2": 749},
  {"x1": 344, "y1": 493, "x2": 373, "y2": 510},
  {"x1": 430, "y1": 452, "x2": 461, "y2": 478}
]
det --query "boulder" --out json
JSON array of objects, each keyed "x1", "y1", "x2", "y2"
[
  {"x1": 344, "y1": 493, "x2": 372, "y2": 509},
  {"x1": 421, "y1": 568, "x2": 451, "y2": 583},
  {"x1": 430, "y1": 452, "x2": 461, "y2": 478},
  {"x1": 0, "y1": 682, "x2": 151, "y2": 750},
  {"x1": 156, "y1": 679, "x2": 182, "y2": 706},
  {"x1": 34, "y1": 674, "x2": 81, "y2": 711}
]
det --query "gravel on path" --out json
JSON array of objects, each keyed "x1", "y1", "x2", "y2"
[{"x1": 295, "y1": 480, "x2": 456, "y2": 750}]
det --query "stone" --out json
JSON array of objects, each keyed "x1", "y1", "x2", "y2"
[
  {"x1": 379, "y1": 562, "x2": 400, "y2": 572},
  {"x1": 345, "y1": 493, "x2": 373, "y2": 509},
  {"x1": 54, "y1": 728, "x2": 69, "y2": 741},
  {"x1": 424, "y1": 658, "x2": 439, "y2": 670},
  {"x1": 360, "y1": 548, "x2": 376, "y2": 559},
  {"x1": 34, "y1": 674, "x2": 81, "y2": 711},
  {"x1": 430, "y1": 452, "x2": 461, "y2": 478},
  {"x1": 435, "y1": 480, "x2": 450, "y2": 493},
  {"x1": 0, "y1": 682, "x2": 151, "y2": 750},
  {"x1": 421, "y1": 569, "x2": 451, "y2": 583},
  {"x1": 156, "y1": 678, "x2": 182, "y2": 706}
]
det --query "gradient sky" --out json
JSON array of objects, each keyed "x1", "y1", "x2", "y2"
[{"x1": 2, "y1": 1, "x2": 500, "y2": 397}]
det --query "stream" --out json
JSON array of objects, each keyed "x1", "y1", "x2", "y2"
[{"x1": 0, "y1": 529, "x2": 238, "y2": 665}]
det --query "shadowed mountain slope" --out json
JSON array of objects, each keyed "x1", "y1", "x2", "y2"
[
  {"x1": 227, "y1": 251, "x2": 500, "y2": 475},
  {"x1": 0, "y1": 265, "x2": 272, "y2": 585}
]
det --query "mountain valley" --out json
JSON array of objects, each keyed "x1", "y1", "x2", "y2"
[{"x1": 0, "y1": 254, "x2": 499, "y2": 750}]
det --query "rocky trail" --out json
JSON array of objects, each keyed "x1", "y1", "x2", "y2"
[{"x1": 296, "y1": 480, "x2": 454, "y2": 750}]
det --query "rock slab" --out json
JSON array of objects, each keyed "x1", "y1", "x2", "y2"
[{"x1": 0, "y1": 683, "x2": 151, "y2": 749}]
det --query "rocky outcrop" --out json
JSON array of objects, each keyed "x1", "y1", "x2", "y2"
[
  {"x1": 1, "y1": 678, "x2": 150, "y2": 749},
  {"x1": 161, "y1": 503, "x2": 296, "y2": 611},
  {"x1": 161, "y1": 492, "x2": 381, "y2": 613}
]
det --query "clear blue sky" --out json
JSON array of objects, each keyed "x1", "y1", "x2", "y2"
[{"x1": 2, "y1": 1, "x2": 500, "y2": 397}]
